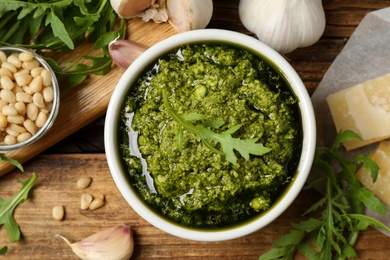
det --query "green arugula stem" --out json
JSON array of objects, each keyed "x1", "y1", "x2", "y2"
[{"x1": 260, "y1": 130, "x2": 390, "y2": 260}]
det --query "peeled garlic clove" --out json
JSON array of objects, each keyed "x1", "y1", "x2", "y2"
[
  {"x1": 166, "y1": 0, "x2": 213, "y2": 32},
  {"x1": 239, "y1": 0, "x2": 326, "y2": 54},
  {"x1": 57, "y1": 224, "x2": 134, "y2": 260},
  {"x1": 109, "y1": 39, "x2": 148, "y2": 69},
  {"x1": 110, "y1": 0, "x2": 151, "y2": 18}
]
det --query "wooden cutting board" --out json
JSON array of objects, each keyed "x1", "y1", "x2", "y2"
[{"x1": 0, "y1": 19, "x2": 177, "y2": 176}]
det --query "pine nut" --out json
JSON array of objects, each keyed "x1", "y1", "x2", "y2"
[
  {"x1": 7, "y1": 55, "x2": 22, "y2": 68},
  {"x1": 2, "y1": 105, "x2": 18, "y2": 116},
  {"x1": 52, "y1": 205, "x2": 65, "y2": 221},
  {"x1": 77, "y1": 177, "x2": 92, "y2": 189},
  {"x1": 18, "y1": 51, "x2": 34, "y2": 62},
  {"x1": 4, "y1": 135, "x2": 16, "y2": 145},
  {"x1": 1, "y1": 75, "x2": 15, "y2": 90},
  {"x1": 8, "y1": 123, "x2": 26, "y2": 134},
  {"x1": 22, "y1": 59, "x2": 40, "y2": 70},
  {"x1": 81, "y1": 194, "x2": 93, "y2": 210},
  {"x1": 1, "y1": 61, "x2": 17, "y2": 73},
  {"x1": 23, "y1": 119, "x2": 38, "y2": 135},
  {"x1": 16, "y1": 92, "x2": 32, "y2": 103},
  {"x1": 31, "y1": 67, "x2": 44, "y2": 78},
  {"x1": 35, "y1": 111, "x2": 47, "y2": 128},
  {"x1": 42, "y1": 87, "x2": 54, "y2": 102},
  {"x1": 22, "y1": 86, "x2": 33, "y2": 94},
  {"x1": 0, "y1": 89, "x2": 16, "y2": 103},
  {"x1": 32, "y1": 92, "x2": 45, "y2": 108},
  {"x1": 0, "y1": 100, "x2": 8, "y2": 112},
  {"x1": 5, "y1": 125, "x2": 19, "y2": 137},
  {"x1": 0, "y1": 51, "x2": 6, "y2": 62},
  {"x1": 29, "y1": 75, "x2": 43, "y2": 93},
  {"x1": 0, "y1": 68, "x2": 13, "y2": 78},
  {"x1": 14, "y1": 102, "x2": 26, "y2": 116},
  {"x1": 0, "y1": 114, "x2": 7, "y2": 129},
  {"x1": 17, "y1": 132, "x2": 32, "y2": 142},
  {"x1": 7, "y1": 115, "x2": 25, "y2": 124},
  {"x1": 41, "y1": 69, "x2": 52, "y2": 87},
  {"x1": 14, "y1": 73, "x2": 32, "y2": 86},
  {"x1": 26, "y1": 103, "x2": 38, "y2": 121},
  {"x1": 89, "y1": 198, "x2": 105, "y2": 210}
]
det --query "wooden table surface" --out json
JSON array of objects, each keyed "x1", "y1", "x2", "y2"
[{"x1": 2, "y1": 0, "x2": 390, "y2": 259}]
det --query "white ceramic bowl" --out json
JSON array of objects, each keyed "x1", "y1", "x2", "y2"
[
  {"x1": 105, "y1": 29, "x2": 316, "y2": 242},
  {"x1": 0, "y1": 46, "x2": 60, "y2": 150}
]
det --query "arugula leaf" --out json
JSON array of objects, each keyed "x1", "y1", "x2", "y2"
[
  {"x1": 162, "y1": 90, "x2": 271, "y2": 164},
  {"x1": 0, "y1": 154, "x2": 23, "y2": 172},
  {"x1": 0, "y1": 173, "x2": 37, "y2": 243},
  {"x1": 0, "y1": 246, "x2": 7, "y2": 255},
  {"x1": 259, "y1": 230, "x2": 305, "y2": 260},
  {"x1": 259, "y1": 130, "x2": 390, "y2": 260}
]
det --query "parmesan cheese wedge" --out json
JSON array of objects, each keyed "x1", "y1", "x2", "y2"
[
  {"x1": 356, "y1": 141, "x2": 390, "y2": 206},
  {"x1": 326, "y1": 73, "x2": 390, "y2": 150}
]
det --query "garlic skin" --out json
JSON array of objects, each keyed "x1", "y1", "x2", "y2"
[
  {"x1": 166, "y1": 0, "x2": 213, "y2": 32},
  {"x1": 109, "y1": 39, "x2": 148, "y2": 69},
  {"x1": 239, "y1": 0, "x2": 326, "y2": 54},
  {"x1": 138, "y1": 0, "x2": 169, "y2": 23},
  {"x1": 110, "y1": 0, "x2": 151, "y2": 18},
  {"x1": 57, "y1": 224, "x2": 134, "y2": 260}
]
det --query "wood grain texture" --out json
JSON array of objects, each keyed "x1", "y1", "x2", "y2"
[
  {"x1": 2, "y1": 0, "x2": 390, "y2": 259},
  {"x1": 1, "y1": 154, "x2": 390, "y2": 259}
]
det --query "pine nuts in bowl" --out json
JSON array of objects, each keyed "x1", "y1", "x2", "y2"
[{"x1": 0, "y1": 46, "x2": 60, "y2": 150}]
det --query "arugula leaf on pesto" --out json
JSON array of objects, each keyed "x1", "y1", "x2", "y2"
[
  {"x1": 162, "y1": 90, "x2": 271, "y2": 164},
  {"x1": 259, "y1": 130, "x2": 390, "y2": 260}
]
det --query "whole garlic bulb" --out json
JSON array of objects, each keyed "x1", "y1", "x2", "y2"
[
  {"x1": 110, "y1": 0, "x2": 151, "y2": 18},
  {"x1": 239, "y1": 0, "x2": 326, "y2": 54},
  {"x1": 166, "y1": 0, "x2": 213, "y2": 32}
]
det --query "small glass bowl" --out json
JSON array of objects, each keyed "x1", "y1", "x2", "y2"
[{"x1": 0, "y1": 46, "x2": 60, "y2": 151}]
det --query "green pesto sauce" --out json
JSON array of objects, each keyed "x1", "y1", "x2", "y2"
[{"x1": 118, "y1": 43, "x2": 302, "y2": 229}]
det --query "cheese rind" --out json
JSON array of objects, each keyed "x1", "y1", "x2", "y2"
[
  {"x1": 326, "y1": 73, "x2": 390, "y2": 150},
  {"x1": 356, "y1": 141, "x2": 390, "y2": 206}
]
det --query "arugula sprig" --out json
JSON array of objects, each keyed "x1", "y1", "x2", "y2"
[
  {"x1": 162, "y1": 90, "x2": 271, "y2": 165},
  {"x1": 0, "y1": 174, "x2": 37, "y2": 255},
  {"x1": 260, "y1": 130, "x2": 390, "y2": 260},
  {"x1": 0, "y1": 154, "x2": 36, "y2": 256},
  {"x1": 0, "y1": 0, "x2": 127, "y2": 91}
]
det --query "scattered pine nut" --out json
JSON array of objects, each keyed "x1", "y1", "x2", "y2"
[
  {"x1": 52, "y1": 205, "x2": 65, "y2": 221},
  {"x1": 77, "y1": 176, "x2": 92, "y2": 189},
  {"x1": 80, "y1": 193, "x2": 93, "y2": 210},
  {"x1": 89, "y1": 198, "x2": 105, "y2": 210}
]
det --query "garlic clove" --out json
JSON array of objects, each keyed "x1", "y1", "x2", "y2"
[
  {"x1": 57, "y1": 224, "x2": 134, "y2": 260},
  {"x1": 110, "y1": 0, "x2": 152, "y2": 18},
  {"x1": 109, "y1": 39, "x2": 148, "y2": 69},
  {"x1": 166, "y1": 0, "x2": 213, "y2": 32},
  {"x1": 238, "y1": 0, "x2": 326, "y2": 54}
]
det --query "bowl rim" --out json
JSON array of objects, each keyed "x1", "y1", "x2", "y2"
[
  {"x1": 0, "y1": 46, "x2": 60, "y2": 151},
  {"x1": 104, "y1": 29, "x2": 316, "y2": 242}
]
